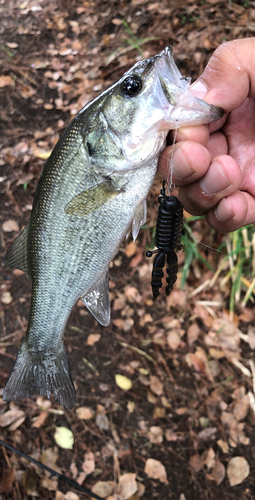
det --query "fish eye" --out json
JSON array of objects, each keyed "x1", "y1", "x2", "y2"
[{"x1": 121, "y1": 75, "x2": 142, "y2": 97}]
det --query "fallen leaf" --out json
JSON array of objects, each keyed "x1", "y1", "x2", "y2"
[
  {"x1": 125, "y1": 241, "x2": 137, "y2": 257},
  {"x1": 119, "y1": 473, "x2": 138, "y2": 499},
  {"x1": 32, "y1": 411, "x2": 49, "y2": 428},
  {"x1": 201, "y1": 447, "x2": 215, "y2": 469},
  {"x1": 189, "y1": 454, "x2": 202, "y2": 473},
  {"x1": 96, "y1": 413, "x2": 109, "y2": 431},
  {"x1": 167, "y1": 330, "x2": 181, "y2": 350},
  {"x1": 54, "y1": 427, "x2": 74, "y2": 449},
  {"x1": 208, "y1": 460, "x2": 225, "y2": 485},
  {"x1": 165, "y1": 429, "x2": 178, "y2": 441},
  {"x1": 0, "y1": 408, "x2": 25, "y2": 428},
  {"x1": 248, "y1": 326, "x2": 255, "y2": 349},
  {"x1": 148, "y1": 426, "x2": 163, "y2": 444},
  {"x1": 91, "y1": 481, "x2": 114, "y2": 497},
  {"x1": 0, "y1": 75, "x2": 14, "y2": 87},
  {"x1": 87, "y1": 333, "x2": 101, "y2": 345},
  {"x1": 41, "y1": 448, "x2": 61, "y2": 473},
  {"x1": 149, "y1": 375, "x2": 163, "y2": 395},
  {"x1": 198, "y1": 427, "x2": 217, "y2": 440},
  {"x1": 2, "y1": 219, "x2": 19, "y2": 232},
  {"x1": 217, "y1": 439, "x2": 229, "y2": 454},
  {"x1": 187, "y1": 323, "x2": 200, "y2": 344},
  {"x1": 1, "y1": 291, "x2": 13, "y2": 304},
  {"x1": 40, "y1": 476, "x2": 58, "y2": 491},
  {"x1": 0, "y1": 468, "x2": 15, "y2": 493},
  {"x1": 82, "y1": 451, "x2": 95, "y2": 476},
  {"x1": 227, "y1": 456, "x2": 250, "y2": 486},
  {"x1": 115, "y1": 374, "x2": 133, "y2": 391},
  {"x1": 76, "y1": 407, "x2": 95, "y2": 420},
  {"x1": 144, "y1": 458, "x2": 168, "y2": 484}
]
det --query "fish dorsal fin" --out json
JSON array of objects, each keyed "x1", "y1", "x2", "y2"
[
  {"x1": 132, "y1": 198, "x2": 147, "y2": 241},
  {"x1": 65, "y1": 181, "x2": 121, "y2": 217},
  {"x1": 3, "y1": 223, "x2": 30, "y2": 277},
  {"x1": 81, "y1": 270, "x2": 111, "y2": 327}
]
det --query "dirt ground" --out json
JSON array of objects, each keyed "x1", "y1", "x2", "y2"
[{"x1": 1, "y1": 0, "x2": 255, "y2": 499}]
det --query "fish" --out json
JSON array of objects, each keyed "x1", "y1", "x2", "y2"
[{"x1": 3, "y1": 47, "x2": 223, "y2": 409}]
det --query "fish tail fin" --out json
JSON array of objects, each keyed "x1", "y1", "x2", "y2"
[{"x1": 3, "y1": 341, "x2": 76, "y2": 409}]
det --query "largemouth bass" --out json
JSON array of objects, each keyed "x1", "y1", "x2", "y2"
[{"x1": 3, "y1": 47, "x2": 223, "y2": 409}]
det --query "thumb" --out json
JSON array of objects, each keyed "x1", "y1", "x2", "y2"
[{"x1": 190, "y1": 38, "x2": 255, "y2": 112}]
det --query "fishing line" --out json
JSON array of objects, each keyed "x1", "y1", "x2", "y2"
[
  {"x1": 166, "y1": 128, "x2": 178, "y2": 194},
  {"x1": 0, "y1": 439, "x2": 103, "y2": 500}
]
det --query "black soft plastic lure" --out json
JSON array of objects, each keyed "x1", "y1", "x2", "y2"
[{"x1": 146, "y1": 182, "x2": 183, "y2": 299}]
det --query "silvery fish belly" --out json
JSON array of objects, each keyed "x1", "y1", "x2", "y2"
[{"x1": 3, "y1": 47, "x2": 223, "y2": 409}]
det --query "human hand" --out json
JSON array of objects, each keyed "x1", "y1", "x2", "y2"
[{"x1": 159, "y1": 38, "x2": 255, "y2": 232}]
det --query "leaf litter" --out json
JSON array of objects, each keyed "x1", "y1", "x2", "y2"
[{"x1": 1, "y1": 0, "x2": 255, "y2": 499}]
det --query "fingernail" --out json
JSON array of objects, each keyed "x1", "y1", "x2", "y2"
[
  {"x1": 190, "y1": 80, "x2": 208, "y2": 99},
  {"x1": 200, "y1": 161, "x2": 230, "y2": 194},
  {"x1": 215, "y1": 198, "x2": 234, "y2": 221},
  {"x1": 172, "y1": 148, "x2": 195, "y2": 179}
]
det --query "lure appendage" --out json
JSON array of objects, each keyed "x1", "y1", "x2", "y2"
[{"x1": 146, "y1": 184, "x2": 183, "y2": 299}]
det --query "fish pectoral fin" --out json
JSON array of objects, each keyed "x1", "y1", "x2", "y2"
[
  {"x1": 65, "y1": 181, "x2": 122, "y2": 217},
  {"x1": 81, "y1": 271, "x2": 111, "y2": 327},
  {"x1": 3, "y1": 223, "x2": 30, "y2": 276},
  {"x1": 132, "y1": 198, "x2": 147, "y2": 241},
  {"x1": 3, "y1": 340, "x2": 76, "y2": 409}
]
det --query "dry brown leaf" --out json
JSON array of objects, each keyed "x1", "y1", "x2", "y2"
[
  {"x1": 2, "y1": 219, "x2": 19, "y2": 232},
  {"x1": 0, "y1": 468, "x2": 15, "y2": 493},
  {"x1": 32, "y1": 411, "x2": 49, "y2": 428},
  {"x1": 167, "y1": 330, "x2": 181, "y2": 350},
  {"x1": 91, "y1": 481, "x2": 114, "y2": 497},
  {"x1": 0, "y1": 408, "x2": 25, "y2": 428},
  {"x1": 1, "y1": 291, "x2": 13, "y2": 304},
  {"x1": 40, "y1": 476, "x2": 58, "y2": 491},
  {"x1": 153, "y1": 406, "x2": 165, "y2": 418},
  {"x1": 189, "y1": 454, "x2": 202, "y2": 473},
  {"x1": 144, "y1": 458, "x2": 168, "y2": 484},
  {"x1": 87, "y1": 333, "x2": 101, "y2": 345},
  {"x1": 149, "y1": 375, "x2": 163, "y2": 395},
  {"x1": 198, "y1": 427, "x2": 217, "y2": 440},
  {"x1": 119, "y1": 473, "x2": 138, "y2": 499},
  {"x1": 41, "y1": 448, "x2": 61, "y2": 474},
  {"x1": 148, "y1": 426, "x2": 163, "y2": 444},
  {"x1": 201, "y1": 447, "x2": 215, "y2": 469},
  {"x1": 82, "y1": 451, "x2": 95, "y2": 476},
  {"x1": 0, "y1": 75, "x2": 14, "y2": 87},
  {"x1": 125, "y1": 241, "x2": 137, "y2": 257},
  {"x1": 124, "y1": 286, "x2": 142, "y2": 304},
  {"x1": 187, "y1": 323, "x2": 200, "y2": 344},
  {"x1": 227, "y1": 456, "x2": 250, "y2": 486},
  {"x1": 208, "y1": 461, "x2": 225, "y2": 485},
  {"x1": 165, "y1": 429, "x2": 178, "y2": 441},
  {"x1": 217, "y1": 439, "x2": 229, "y2": 454},
  {"x1": 96, "y1": 413, "x2": 109, "y2": 431},
  {"x1": 75, "y1": 407, "x2": 95, "y2": 420},
  {"x1": 185, "y1": 352, "x2": 206, "y2": 373}
]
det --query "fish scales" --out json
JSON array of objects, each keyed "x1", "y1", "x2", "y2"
[{"x1": 3, "y1": 47, "x2": 223, "y2": 408}]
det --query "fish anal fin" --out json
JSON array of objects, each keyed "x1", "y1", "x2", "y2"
[
  {"x1": 3, "y1": 341, "x2": 76, "y2": 410},
  {"x1": 132, "y1": 198, "x2": 147, "y2": 241},
  {"x1": 3, "y1": 223, "x2": 30, "y2": 276},
  {"x1": 82, "y1": 271, "x2": 110, "y2": 327},
  {"x1": 65, "y1": 182, "x2": 121, "y2": 217}
]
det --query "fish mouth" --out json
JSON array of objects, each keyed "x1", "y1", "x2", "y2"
[{"x1": 154, "y1": 46, "x2": 224, "y2": 127}]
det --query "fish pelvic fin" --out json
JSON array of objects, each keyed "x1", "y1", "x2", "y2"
[
  {"x1": 3, "y1": 341, "x2": 76, "y2": 410},
  {"x1": 3, "y1": 223, "x2": 30, "y2": 276}
]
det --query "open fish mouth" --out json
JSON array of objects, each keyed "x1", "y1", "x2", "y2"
[{"x1": 154, "y1": 46, "x2": 224, "y2": 127}]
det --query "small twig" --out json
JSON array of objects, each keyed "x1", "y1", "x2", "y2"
[
  {"x1": 119, "y1": 342, "x2": 156, "y2": 363},
  {"x1": 0, "y1": 440, "x2": 103, "y2": 500}
]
